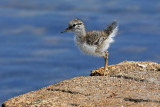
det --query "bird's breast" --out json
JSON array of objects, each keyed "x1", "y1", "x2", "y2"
[{"x1": 75, "y1": 36, "x2": 98, "y2": 56}]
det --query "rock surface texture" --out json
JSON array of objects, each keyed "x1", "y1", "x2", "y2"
[{"x1": 2, "y1": 61, "x2": 160, "y2": 107}]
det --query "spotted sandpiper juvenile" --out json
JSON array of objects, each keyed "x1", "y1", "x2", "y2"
[{"x1": 61, "y1": 18, "x2": 118, "y2": 75}]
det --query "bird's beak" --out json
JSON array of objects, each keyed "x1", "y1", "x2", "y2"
[{"x1": 61, "y1": 27, "x2": 70, "y2": 33}]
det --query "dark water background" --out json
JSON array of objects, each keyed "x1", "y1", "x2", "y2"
[{"x1": 0, "y1": 0, "x2": 160, "y2": 104}]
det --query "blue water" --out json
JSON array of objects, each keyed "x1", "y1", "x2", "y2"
[{"x1": 0, "y1": 0, "x2": 160, "y2": 105}]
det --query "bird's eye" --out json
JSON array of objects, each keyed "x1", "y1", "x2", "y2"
[{"x1": 73, "y1": 24, "x2": 76, "y2": 27}]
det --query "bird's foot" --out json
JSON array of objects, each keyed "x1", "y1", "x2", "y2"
[
  {"x1": 90, "y1": 68, "x2": 104, "y2": 76},
  {"x1": 90, "y1": 65, "x2": 115, "y2": 76}
]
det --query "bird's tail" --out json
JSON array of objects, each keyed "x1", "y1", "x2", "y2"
[{"x1": 104, "y1": 20, "x2": 118, "y2": 39}]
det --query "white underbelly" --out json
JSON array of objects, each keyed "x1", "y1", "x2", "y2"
[
  {"x1": 79, "y1": 42, "x2": 97, "y2": 55},
  {"x1": 74, "y1": 36, "x2": 113, "y2": 57},
  {"x1": 74, "y1": 36, "x2": 97, "y2": 56}
]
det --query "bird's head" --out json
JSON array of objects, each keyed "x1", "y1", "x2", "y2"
[{"x1": 61, "y1": 18, "x2": 85, "y2": 35}]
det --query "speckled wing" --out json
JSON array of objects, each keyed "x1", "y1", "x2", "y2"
[{"x1": 85, "y1": 31, "x2": 108, "y2": 45}]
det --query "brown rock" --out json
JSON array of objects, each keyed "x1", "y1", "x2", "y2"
[{"x1": 2, "y1": 61, "x2": 160, "y2": 107}]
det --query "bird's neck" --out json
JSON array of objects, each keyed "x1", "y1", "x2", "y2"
[{"x1": 74, "y1": 27, "x2": 86, "y2": 37}]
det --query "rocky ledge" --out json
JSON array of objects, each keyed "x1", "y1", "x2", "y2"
[{"x1": 2, "y1": 61, "x2": 160, "y2": 107}]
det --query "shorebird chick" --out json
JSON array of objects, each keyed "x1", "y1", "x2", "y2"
[{"x1": 61, "y1": 18, "x2": 118, "y2": 76}]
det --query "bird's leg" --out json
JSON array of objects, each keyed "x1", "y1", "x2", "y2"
[
  {"x1": 103, "y1": 51, "x2": 109, "y2": 75},
  {"x1": 90, "y1": 51, "x2": 112, "y2": 76}
]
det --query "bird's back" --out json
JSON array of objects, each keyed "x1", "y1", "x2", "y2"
[
  {"x1": 85, "y1": 31, "x2": 107, "y2": 45},
  {"x1": 85, "y1": 20, "x2": 118, "y2": 46}
]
